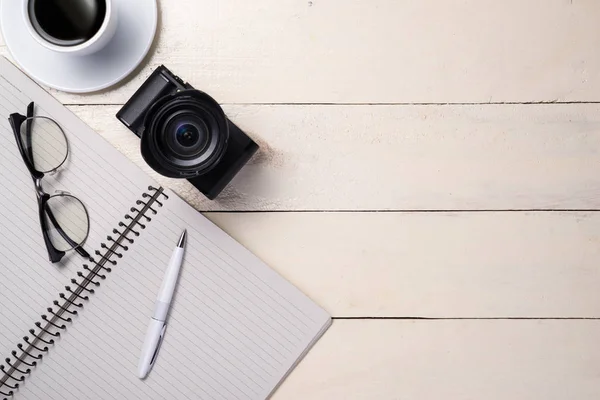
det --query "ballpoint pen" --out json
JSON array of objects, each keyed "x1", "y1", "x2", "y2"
[{"x1": 138, "y1": 229, "x2": 187, "y2": 379}]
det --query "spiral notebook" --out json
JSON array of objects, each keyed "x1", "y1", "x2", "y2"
[{"x1": 0, "y1": 56, "x2": 331, "y2": 400}]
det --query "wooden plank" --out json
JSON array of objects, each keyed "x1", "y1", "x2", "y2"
[
  {"x1": 273, "y1": 320, "x2": 600, "y2": 400},
  {"x1": 208, "y1": 211, "x2": 600, "y2": 318},
  {"x1": 2, "y1": 0, "x2": 600, "y2": 104},
  {"x1": 69, "y1": 104, "x2": 600, "y2": 211}
]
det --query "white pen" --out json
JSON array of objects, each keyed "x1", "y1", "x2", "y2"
[{"x1": 138, "y1": 230, "x2": 187, "y2": 379}]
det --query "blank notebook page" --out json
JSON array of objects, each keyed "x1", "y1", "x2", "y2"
[{"x1": 0, "y1": 57, "x2": 331, "y2": 400}]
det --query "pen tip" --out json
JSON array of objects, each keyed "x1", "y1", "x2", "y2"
[{"x1": 177, "y1": 230, "x2": 187, "y2": 248}]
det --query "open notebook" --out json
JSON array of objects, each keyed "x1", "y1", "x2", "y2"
[{"x1": 0, "y1": 57, "x2": 331, "y2": 400}]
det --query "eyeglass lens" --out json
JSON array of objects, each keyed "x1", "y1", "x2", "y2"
[
  {"x1": 19, "y1": 116, "x2": 68, "y2": 173},
  {"x1": 44, "y1": 194, "x2": 90, "y2": 252}
]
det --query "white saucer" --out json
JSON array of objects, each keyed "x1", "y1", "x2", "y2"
[{"x1": 1, "y1": 0, "x2": 157, "y2": 93}]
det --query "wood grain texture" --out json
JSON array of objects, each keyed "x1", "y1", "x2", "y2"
[
  {"x1": 69, "y1": 104, "x2": 600, "y2": 211},
  {"x1": 2, "y1": 0, "x2": 598, "y2": 395},
  {"x1": 207, "y1": 211, "x2": 600, "y2": 318},
  {"x1": 2, "y1": 0, "x2": 600, "y2": 104},
  {"x1": 273, "y1": 320, "x2": 600, "y2": 400}
]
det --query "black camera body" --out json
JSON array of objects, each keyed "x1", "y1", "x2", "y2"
[{"x1": 116, "y1": 66, "x2": 258, "y2": 199}]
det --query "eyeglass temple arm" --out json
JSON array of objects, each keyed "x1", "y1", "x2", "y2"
[
  {"x1": 8, "y1": 113, "x2": 43, "y2": 179},
  {"x1": 44, "y1": 206, "x2": 91, "y2": 260},
  {"x1": 25, "y1": 102, "x2": 34, "y2": 164},
  {"x1": 75, "y1": 246, "x2": 91, "y2": 258},
  {"x1": 39, "y1": 197, "x2": 65, "y2": 263}
]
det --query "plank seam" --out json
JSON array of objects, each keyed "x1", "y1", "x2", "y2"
[
  {"x1": 333, "y1": 317, "x2": 600, "y2": 320},
  {"x1": 67, "y1": 101, "x2": 600, "y2": 107},
  {"x1": 201, "y1": 210, "x2": 600, "y2": 214}
]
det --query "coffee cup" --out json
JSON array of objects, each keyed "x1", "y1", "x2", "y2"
[{"x1": 23, "y1": 0, "x2": 118, "y2": 56}]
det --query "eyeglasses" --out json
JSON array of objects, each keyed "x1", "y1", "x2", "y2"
[{"x1": 8, "y1": 102, "x2": 90, "y2": 263}]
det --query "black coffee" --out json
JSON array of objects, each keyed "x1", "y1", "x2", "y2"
[{"x1": 28, "y1": 0, "x2": 107, "y2": 46}]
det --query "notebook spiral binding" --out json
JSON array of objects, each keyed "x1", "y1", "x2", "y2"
[{"x1": 0, "y1": 186, "x2": 168, "y2": 399}]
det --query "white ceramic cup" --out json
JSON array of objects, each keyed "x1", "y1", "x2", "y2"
[{"x1": 23, "y1": 0, "x2": 118, "y2": 56}]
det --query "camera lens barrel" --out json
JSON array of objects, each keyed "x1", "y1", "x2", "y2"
[{"x1": 141, "y1": 90, "x2": 229, "y2": 178}]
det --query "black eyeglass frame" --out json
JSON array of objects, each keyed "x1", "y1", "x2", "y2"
[{"x1": 8, "y1": 102, "x2": 90, "y2": 263}]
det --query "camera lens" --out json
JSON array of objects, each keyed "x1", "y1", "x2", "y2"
[
  {"x1": 176, "y1": 124, "x2": 201, "y2": 147},
  {"x1": 163, "y1": 113, "x2": 210, "y2": 160},
  {"x1": 142, "y1": 90, "x2": 229, "y2": 178}
]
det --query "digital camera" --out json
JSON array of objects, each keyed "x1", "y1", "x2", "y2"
[{"x1": 116, "y1": 66, "x2": 258, "y2": 199}]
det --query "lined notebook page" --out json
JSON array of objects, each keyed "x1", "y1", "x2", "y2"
[
  {"x1": 0, "y1": 56, "x2": 331, "y2": 399},
  {"x1": 0, "y1": 56, "x2": 156, "y2": 364},
  {"x1": 17, "y1": 191, "x2": 331, "y2": 400}
]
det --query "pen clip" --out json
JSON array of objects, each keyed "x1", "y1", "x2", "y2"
[{"x1": 149, "y1": 324, "x2": 167, "y2": 367}]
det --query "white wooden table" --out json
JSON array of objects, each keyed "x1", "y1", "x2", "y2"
[{"x1": 3, "y1": 1, "x2": 600, "y2": 398}]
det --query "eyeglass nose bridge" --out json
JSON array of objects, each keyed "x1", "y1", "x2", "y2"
[{"x1": 34, "y1": 177, "x2": 46, "y2": 199}]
